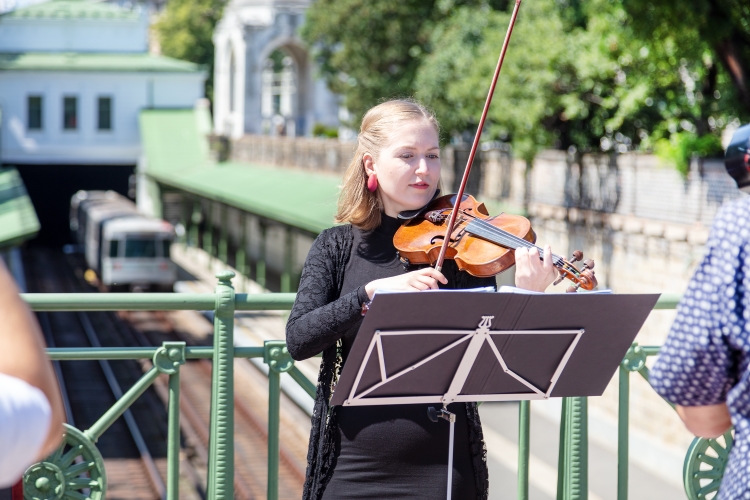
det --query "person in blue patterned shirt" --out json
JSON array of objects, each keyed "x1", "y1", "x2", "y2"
[{"x1": 650, "y1": 195, "x2": 750, "y2": 498}]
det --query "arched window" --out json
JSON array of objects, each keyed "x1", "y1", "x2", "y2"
[{"x1": 261, "y1": 48, "x2": 297, "y2": 136}]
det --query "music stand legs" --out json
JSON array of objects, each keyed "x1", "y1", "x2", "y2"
[{"x1": 428, "y1": 407, "x2": 457, "y2": 500}]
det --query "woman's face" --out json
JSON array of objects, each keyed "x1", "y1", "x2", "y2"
[{"x1": 364, "y1": 119, "x2": 441, "y2": 218}]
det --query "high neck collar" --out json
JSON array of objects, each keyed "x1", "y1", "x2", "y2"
[{"x1": 377, "y1": 213, "x2": 403, "y2": 236}]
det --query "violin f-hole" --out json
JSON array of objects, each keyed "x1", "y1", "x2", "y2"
[{"x1": 430, "y1": 232, "x2": 464, "y2": 246}]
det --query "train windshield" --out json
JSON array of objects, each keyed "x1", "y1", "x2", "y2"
[{"x1": 124, "y1": 238, "x2": 157, "y2": 258}]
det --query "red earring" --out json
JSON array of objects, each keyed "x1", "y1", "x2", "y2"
[{"x1": 367, "y1": 174, "x2": 378, "y2": 192}]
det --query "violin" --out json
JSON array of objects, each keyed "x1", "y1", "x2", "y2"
[
  {"x1": 393, "y1": 193, "x2": 598, "y2": 291},
  {"x1": 392, "y1": 0, "x2": 597, "y2": 292}
]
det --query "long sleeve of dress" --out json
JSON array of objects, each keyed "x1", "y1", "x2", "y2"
[{"x1": 286, "y1": 228, "x2": 364, "y2": 361}]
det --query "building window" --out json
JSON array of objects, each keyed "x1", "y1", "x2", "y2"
[
  {"x1": 261, "y1": 48, "x2": 297, "y2": 136},
  {"x1": 28, "y1": 96, "x2": 43, "y2": 130},
  {"x1": 97, "y1": 96, "x2": 112, "y2": 131},
  {"x1": 63, "y1": 96, "x2": 77, "y2": 130}
]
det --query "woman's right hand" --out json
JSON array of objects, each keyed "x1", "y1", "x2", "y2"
[{"x1": 364, "y1": 268, "x2": 448, "y2": 300}]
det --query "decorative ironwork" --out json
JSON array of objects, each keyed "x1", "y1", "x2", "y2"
[
  {"x1": 683, "y1": 430, "x2": 734, "y2": 500},
  {"x1": 24, "y1": 424, "x2": 106, "y2": 500}
]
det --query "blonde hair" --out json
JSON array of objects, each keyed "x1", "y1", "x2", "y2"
[{"x1": 335, "y1": 99, "x2": 440, "y2": 231}]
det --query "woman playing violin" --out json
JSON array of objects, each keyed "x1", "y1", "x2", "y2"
[{"x1": 286, "y1": 99, "x2": 558, "y2": 500}]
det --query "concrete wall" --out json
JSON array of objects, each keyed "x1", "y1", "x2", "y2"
[
  {"x1": 231, "y1": 134, "x2": 355, "y2": 171},
  {"x1": 159, "y1": 191, "x2": 315, "y2": 292}
]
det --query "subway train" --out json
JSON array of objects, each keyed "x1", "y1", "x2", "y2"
[{"x1": 70, "y1": 190, "x2": 177, "y2": 291}]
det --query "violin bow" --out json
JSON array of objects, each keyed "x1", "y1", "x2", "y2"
[{"x1": 434, "y1": 0, "x2": 522, "y2": 273}]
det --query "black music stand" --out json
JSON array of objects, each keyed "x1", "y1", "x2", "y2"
[{"x1": 330, "y1": 290, "x2": 659, "y2": 500}]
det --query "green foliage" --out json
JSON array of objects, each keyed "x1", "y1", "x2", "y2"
[
  {"x1": 620, "y1": 0, "x2": 750, "y2": 110},
  {"x1": 301, "y1": 0, "x2": 495, "y2": 124},
  {"x1": 301, "y1": 0, "x2": 430, "y2": 122},
  {"x1": 301, "y1": 0, "x2": 750, "y2": 172},
  {"x1": 417, "y1": 0, "x2": 744, "y2": 163},
  {"x1": 655, "y1": 132, "x2": 724, "y2": 177},
  {"x1": 154, "y1": 0, "x2": 226, "y2": 100},
  {"x1": 415, "y1": 2, "x2": 563, "y2": 161},
  {"x1": 312, "y1": 123, "x2": 339, "y2": 138}
]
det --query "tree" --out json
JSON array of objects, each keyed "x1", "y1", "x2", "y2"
[
  {"x1": 414, "y1": 1, "x2": 564, "y2": 161},
  {"x1": 301, "y1": 0, "x2": 489, "y2": 123},
  {"x1": 154, "y1": 0, "x2": 226, "y2": 101},
  {"x1": 416, "y1": 0, "x2": 735, "y2": 167},
  {"x1": 621, "y1": 0, "x2": 750, "y2": 117},
  {"x1": 301, "y1": 0, "x2": 746, "y2": 173}
]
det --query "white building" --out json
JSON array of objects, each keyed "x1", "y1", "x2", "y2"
[
  {"x1": 0, "y1": 0, "x2": 205, "y2": 165},
  {"x1": 213, "y1": 0, "x2": 341, "y2": 139}
]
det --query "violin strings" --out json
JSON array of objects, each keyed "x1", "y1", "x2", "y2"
[
  {"x1": 436, "y1": 208, "x2": 582, "y2": 276},
  {"x1": 460, "y1": 213, "x2": 560, "y2": 260},
  {"x1": 454, "y1": 211, "x2": 580, "y2": 275},
  {"x1": 448, "y1": 210, "x2": 534, "y2": 252}
]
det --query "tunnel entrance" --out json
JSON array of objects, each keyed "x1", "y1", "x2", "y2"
[{"x1": 12, "y1": 164, "x2": 135, "y2": 246}]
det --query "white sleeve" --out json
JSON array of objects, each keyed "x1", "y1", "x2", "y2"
[{"x1": 0, "y1": 373, "x2": 52, "y2": 487}]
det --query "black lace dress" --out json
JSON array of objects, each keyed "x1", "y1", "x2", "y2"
[{"x1": 286, "y1": 215, "x2": 495, "y2": 500}]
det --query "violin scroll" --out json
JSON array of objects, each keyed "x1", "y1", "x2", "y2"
[{"x1": 557, "y1": 251, "x2": 597, "y2": 292}]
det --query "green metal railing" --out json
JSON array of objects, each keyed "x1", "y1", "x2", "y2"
[
  {"x1": 23, "y1": 271, "x2": 303, "y2": 500},
  {"x1": 21, "y1": 280, "x2": 727, "y2": 500}
]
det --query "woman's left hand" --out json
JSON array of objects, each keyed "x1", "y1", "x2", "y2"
[{"x1": 514, "y1": 245, "x2": 558, "y2": 292}]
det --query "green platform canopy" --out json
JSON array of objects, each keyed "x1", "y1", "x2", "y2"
[
  {"x1": 139, "y1": 109, "x2": 340, "y2": 234},
  {"x1": 0, "y1": 167, "x2": 40, "y2": 249}
]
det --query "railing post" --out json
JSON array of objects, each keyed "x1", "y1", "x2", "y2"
[
  {"x1": 618, "y1": 365, "x2": 629, "y2": 500},
  {"x1": 281, "y1": 227, "x2": 294, "y2": 293},
  {"x1": 219, "y1": 204, "x2": 228, "y2": 264},
  {"x1": 257, "y1": 220, "x2": 267, "y2": 289},
  {"x1": 618, "y1": 343, "x2": 646, "y2": 500},
  {"x1": 205, "y1": 202, "x2": 214, "y2": 270},
  {"x1": 179, "y1": 197, "x2": 188, "y2": 246},
  {"x1": 264, "y1": 340, "x2": 294, "y2": 500},
  {"x1": 518, "y1": 400, "x2": 530, "y2": 500},
  {"x1": 557, "y1": 397, "x2": 588, "y2": 500},
  {"x1": 207, "y1": 271, "x2": 235, "y2": 500},
  {"x1": 153, "y1": 341, "x2": 186, "y2": 500},
  {"x1": 190, "y1": 200, "x2": 201, "y2": 248},
  {"x1": 236, "y1": 211, "x2": 247, "y2": 278},
  {"x1": 557, "y1": 398, "x2": 567, "y2": 500}
]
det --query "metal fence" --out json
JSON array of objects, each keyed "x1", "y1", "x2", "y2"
[{"x1": 20, "y1": 276, "x2": 729, "y2": 500}]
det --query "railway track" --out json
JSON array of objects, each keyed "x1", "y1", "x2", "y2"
[
  {"x1": 24, "y1": 248, "x2": 203, "y2": 500},
  {"x1": 24, "y1": 247, "x2": 308, "y2": 499}
]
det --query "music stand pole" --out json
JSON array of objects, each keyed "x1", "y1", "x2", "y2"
[{"x1": 429, "y1": 407, "x2": 457, "y2": 500}]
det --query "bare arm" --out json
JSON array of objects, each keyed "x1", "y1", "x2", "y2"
[
  {"x1": 0, "y1": 260, "x2": 65, "y2": 458},
  {"x1": 676, "y1": 403, "x2": 732, "y2": 439}
]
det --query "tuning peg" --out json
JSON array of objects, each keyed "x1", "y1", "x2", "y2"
[
  {"x1": 570, "y1": 250, "x2": 583, "y2": 262},
  {"x1": 552, "y1": 275, "x2": 565, "y2": 286},
  {"x1": 566, "y1": 285, "x2": 578, "y2": 293},
  {"x1": 583, "y1": 259, "x2": 595, "y2": 270}
]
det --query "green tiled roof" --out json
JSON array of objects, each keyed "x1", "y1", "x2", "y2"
[
  {"x1": 0, "y1": 52, "x2": 202, "y2": 73},
  {"x1": 140, "y1": 109, "x2": 340, "y2": 234},
  {"x1": 0, "y1": 167, "x2": 40, "y2": 249},
  {"x1": 3, "y1": 0, "x2": 139, "y2": 20}
]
